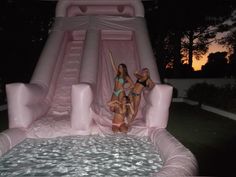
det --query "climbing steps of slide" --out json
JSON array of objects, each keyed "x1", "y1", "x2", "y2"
[{"x1": 48, "y1": 40, "x2": 84, "y2": 115}]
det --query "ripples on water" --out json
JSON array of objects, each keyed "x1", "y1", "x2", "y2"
[{"x1": 0, "y1": 134, "x2": 163, "y2": 176}]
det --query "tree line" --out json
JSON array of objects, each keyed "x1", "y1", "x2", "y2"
[
  {"x1": 143, "y1": 0, "x2": 236, "y2": 80},
  {"x1": 0, "y1": 0, "x2": 235, "y2": 84}
]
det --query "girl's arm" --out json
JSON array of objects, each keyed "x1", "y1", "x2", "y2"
[
  {"x1": 134, "y1": 70, "x2": 143, "y2": 79},
  {"x1": 147, "y1": 78, "x2": 155, "y2": 89},
  {"x1": 108, "y1": 50, "x2": 118, "y2": 74},
  {"x1": 120, "y1": 103, "x2": 126, "y2": 114},
  {"x1": 127, "y1": 103, "x2": 134, "y2": 115},
  {"x1": 107, "y1": 100, "x2": 121, "y2": 106}
]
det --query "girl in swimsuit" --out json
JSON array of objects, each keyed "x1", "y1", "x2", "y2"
[
  {"x1": 108, "y1": 50, "x2": 134, "y2": 112},
  {"x1": 107, "y1": 96, "x2": 133, "y2": 133},
  {"x1": 128, "y1": 68, "x2": 155, "y2": 124}
]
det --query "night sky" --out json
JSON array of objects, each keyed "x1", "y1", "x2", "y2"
[
  {"x1": 0, "y1": 0, "x2": 236, "y2": 83},
  {"x1": 0, "y1": 0, "x2": 56, "y2": 83}
]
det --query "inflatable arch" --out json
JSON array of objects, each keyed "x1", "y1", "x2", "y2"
[{"x1": 1, "y1": 0, "x2": 198, "y2": 176}]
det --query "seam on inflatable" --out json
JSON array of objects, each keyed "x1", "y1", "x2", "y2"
[
  {"x1": 30, "y1": 81, "x2": 49, "y2": 91},
  {"x1": 161, "y1": 164, "x2": 192, "y2": 174},
  {"x1": 56, "y1": 0, "x2": 144, "y2": 18},
  {"x1": 166, "y1": 154, "x2": 193, "y2": 161},
  {"x1": 0, "y1": 132, "x2": 12, "y2": 149}
]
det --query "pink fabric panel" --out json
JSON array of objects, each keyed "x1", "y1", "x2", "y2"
[
  {"x1": 71, "y1": 84, "x2": 93, "y2": 130},
  {"x1": 72, "y1": 30, "x2": 86, "y2": 41},
  {"x1": 0, "y1": 128, "x2": 26, "y2": 157},
  {"x1": 149, "y1": 129, "x2": 198, "y2": 176},
  {"x1": 56, "y1": 0, "x2": 144, "y2": 17},
  {"x1": 101, "y1": 30, "x2": 133, "y2": 41},
  {"x1": 145, "y1": 84, "x2": 173, "y2": 128},
  {"x1": 6, "y1": 83, "x2": 49, "y2": 128},
  {"x1": 91, "y1": 31, "x2": 161, "y2": 129},
  {"x1": 67, "y1": 5, "x2": 135, "y2": 17},
  {"x1": 91, "y1": 37, "x2": 142, "y2": 128}
]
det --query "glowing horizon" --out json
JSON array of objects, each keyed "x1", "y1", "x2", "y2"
[
  {"x1": 192, "y1": 43, "x2": 228, "y2": 71},
  {"x1": 192, "y1": 31, "x2": 231, "y2": 71}
]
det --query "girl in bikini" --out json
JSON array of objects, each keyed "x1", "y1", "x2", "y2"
[
  {"x1": 128, "y1": 68, "x2": 155, "y2": 124},
  {"x1": 108, "y1": 50, "x2": 134, "y2": 112},
  {"x1": 107, "y1": 96, "x2": 134, "y2": 133}
]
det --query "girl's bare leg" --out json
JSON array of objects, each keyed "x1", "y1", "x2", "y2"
[
  {"x1": 112, "y1": 116, "x2": 123, "y2": 133},
  {"x1": 118, "y1": 91, "x2": 125, "y2": 101},
  {"x1": 119, "y1": 123, "x2": 128, "y2": 133},
  {"x1": 126, "y1": 115, "x2": 132, "y2": 125},
  {"x1": 109, "y1": 94, "x2": 117, "y2": 112},
  {"x1": 109, "y1": 91, "x2": 124, "y2": 112},
  {"x1": 112, "y1": 125, "x2": 119, "y2": 133},
  {"x1": 126, "y1": 94, "x2": 133, "y2": 124},
  {"x1": 131, "y1": 96, "x2": 140, "y2": 122}
]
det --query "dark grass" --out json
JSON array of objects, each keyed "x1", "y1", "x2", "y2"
[
  {"x1": 167, "y1": 102, "x2": 236, "y2": 177},
  {"x1": 0, "y1": 110, "x2": 8, "y2": 132},
  {"x1": 1, "y1": 103, "x2": 236, "y2": 176}
]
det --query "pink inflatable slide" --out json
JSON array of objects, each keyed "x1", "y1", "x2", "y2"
[{"x1": 1, "y1": 0, "x2": 198, "y2": 176}]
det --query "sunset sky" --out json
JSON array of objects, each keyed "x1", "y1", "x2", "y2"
[
  {"x1": 193, "y1": 43, "x2": 228, "y2": 71},
  {"x1": 192, "y1": 12, "x2": 235, "y2": 71}
]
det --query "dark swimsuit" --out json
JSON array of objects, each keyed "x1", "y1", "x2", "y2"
[
  {"x1": 130, "y1": 78, "x2": 148, "y2": 97},
  {"x1": 136, "y1": 78, "x2": 148, "y2": 87}
]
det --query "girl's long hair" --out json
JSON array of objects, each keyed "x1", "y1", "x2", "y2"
[
  {"x1": 117, "y1": 63, "x2": 130, "y2": 80},
  {"x1": 141, "y1": 68, "x2": 150, "y2": 79}
]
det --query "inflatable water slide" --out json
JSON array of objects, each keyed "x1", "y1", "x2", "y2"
[{"x1": 1, "y1": 0, "x2": 198, "y2": 176}]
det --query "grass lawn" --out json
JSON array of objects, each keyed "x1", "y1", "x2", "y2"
[
  {"x1": 1, "y1": 103, "x2": 236, "y2": 176},
  {"x1": 0, "y1": 110, "x2": 8, "y2": 132},
  {"x1": 167, "y1": 102, "x2": 236, "y2": 176}
]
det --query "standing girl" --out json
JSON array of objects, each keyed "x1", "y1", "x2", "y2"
[
  {"x1": 108, "y1": 50, "x2": 134, "y2": 112},
  {"x1": 128, "y1": 68, "x2": 155, "y2": 123}
]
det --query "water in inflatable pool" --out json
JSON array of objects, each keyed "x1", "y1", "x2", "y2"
[{"x1": 0, "y1": 134, "x2": 163, "y2": 176}]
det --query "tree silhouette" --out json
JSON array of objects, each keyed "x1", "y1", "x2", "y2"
[
  {"x1": 1, "y1": 0, "x2": 236, "y2": 81},
  {"x1": 201, "y1": 52, "x2": 228, "y2": 77},
  {"x1": 228, "y1": 52, "x2": 236, "y2": 77},
  {"x1": 144, "y1": 0, "x2": 236, "y2": 78},
  {"x1": 217, "y1": 12, "x2": 236, "y2": 78},
  {"x1": 181, "y1": 26, "x2": 216, "y2": 68},
  {"x1": 218, "y1": 25, "x2": 236, "y2": 55}
]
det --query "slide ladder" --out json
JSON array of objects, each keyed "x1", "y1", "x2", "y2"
[{"x1": 49, "y1": 40, "x2": 84, "y2": 115}]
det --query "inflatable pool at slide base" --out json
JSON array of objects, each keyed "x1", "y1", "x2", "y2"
[{"x1": 0, "y1": 0, "x2": 198, "y2": 176}]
